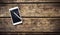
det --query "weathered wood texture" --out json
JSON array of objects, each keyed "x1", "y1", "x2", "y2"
[
  {"x1": 0, "y1": 4, "x2": 60, "y2": 17},
  {"x1": 0, "y1": 18, "x2": 60, "y2": 32},
  {"x1": 0, "y1": 0, "x2": 60, "y2": 3},
  {"x1": 0, "y1": 0, "x2": 60, "y2": 33},
  {"x1": 0, "y1": 32, "x2": 59, "y2": 35}
]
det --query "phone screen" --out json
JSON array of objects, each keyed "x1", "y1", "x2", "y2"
[{"x1": 10, "y1": 8, "x2": 21, "y2": 23}]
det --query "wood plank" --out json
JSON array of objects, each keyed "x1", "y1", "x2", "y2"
[
  {"x1": 0, "y1": 4, "x2": 60, "y2": 17},
  {"x1": 0, "y1": 32, "x2": 59, "y2": 35},
  {"x1": 0, "y1": 18, "x2": 60, "y2": 32},
  {"x1": 0, "y1": 0, "x2": 60, "y2": 3}
]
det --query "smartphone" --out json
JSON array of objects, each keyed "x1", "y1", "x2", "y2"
[{"x1": 9, "y1": 7, "x2": 22, "y2": 25}]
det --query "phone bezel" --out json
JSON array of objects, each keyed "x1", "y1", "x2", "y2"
[{"x1": 9, "y1": 6, "x2": 22, "y2": 25}]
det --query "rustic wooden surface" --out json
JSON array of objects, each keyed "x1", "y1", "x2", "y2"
[
  {"x1": 0, "y1": 0, "x2": 60, "y2": 2},
  {"x1": 0, "y1": 18, "x2": 60, "y2": 32},
  {"x1": 0, "y1": 4, "x2": 60, "y2": 17},
  {"x1": 0, "y1": 0, "x2": 60, "y2": 35}
]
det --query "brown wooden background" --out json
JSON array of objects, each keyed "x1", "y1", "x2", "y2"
[{"x1": 0, "y1": 0, "x2": 60, "y2": 35}]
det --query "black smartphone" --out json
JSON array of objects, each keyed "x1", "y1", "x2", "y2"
[{"x1": 9, "y1": 7, "x2": 22, "y2": 25}]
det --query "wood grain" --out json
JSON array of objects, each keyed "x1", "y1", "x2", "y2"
[
  {"x1": 0, "y1": 18, "x2": 60, "y2": 32},
  {"x1": 0, "y1": 4, "x2": 60, "y2": 17},
  {"x1": 0, "y1": 0, "x2": 60, "y2": 3}
]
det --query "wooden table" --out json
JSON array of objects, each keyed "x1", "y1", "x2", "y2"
[{"x1": 0, "y1": 0, "x2": 60, "y2": 35}]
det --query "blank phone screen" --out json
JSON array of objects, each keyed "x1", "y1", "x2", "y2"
[{"x1": 10, "y1": 9, "x2": 21, "y2": 23}]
